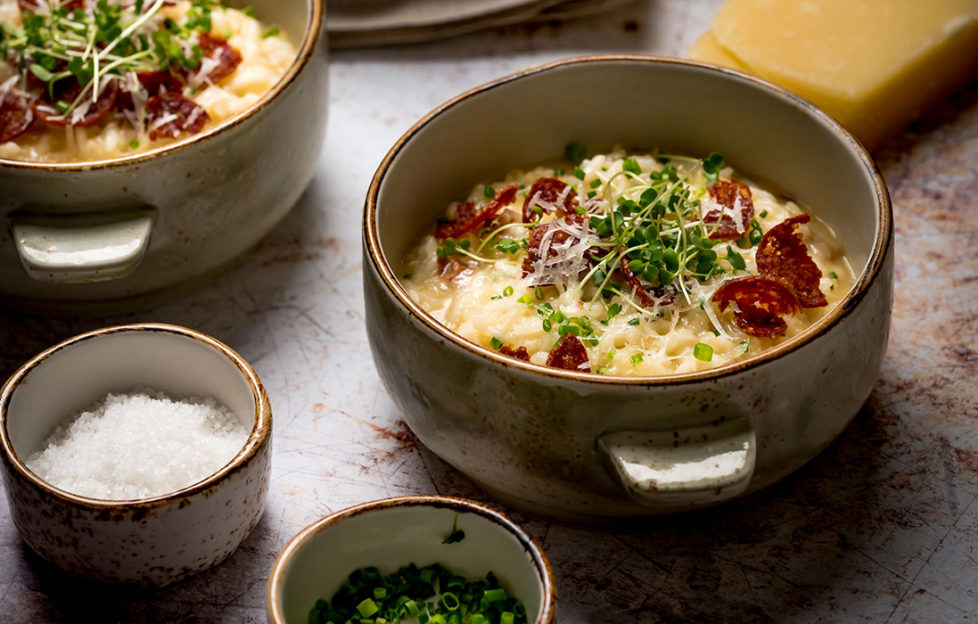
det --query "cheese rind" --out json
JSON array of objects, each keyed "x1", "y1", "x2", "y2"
[{"x1": 687, "y1": 0, "x2": 978, "y2": 150}]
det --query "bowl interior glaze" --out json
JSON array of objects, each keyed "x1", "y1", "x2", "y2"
[{"x1": 269, "y1": 498, "x2": 554, "y2": 624}]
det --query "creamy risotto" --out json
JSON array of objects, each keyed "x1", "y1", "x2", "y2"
[
  {"x1": 401, "y1": 147, "x2": 854, "y2": 376},
  {"x1": 0, "y1": 0, "x2": 295, "y2": 162}
]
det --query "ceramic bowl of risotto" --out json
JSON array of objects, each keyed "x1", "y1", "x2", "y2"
[
  {"x1": 363, "y1": 56, "x2": 893, "y2": 519},
  {"x1": 268, "y1": 496, "x2": 556, "y2": 624},
  {"x1": 0, "y1": 323, "x2": 272, "y2": 585},
  {"x1": 0, "y1": 0, "x2": 327, "y2": 313}
]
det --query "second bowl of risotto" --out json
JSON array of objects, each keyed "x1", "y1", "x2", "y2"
[
  {"x1": 363, "y1": 56, "x2": 893, "y2": 519},
  {"x1": 0, "y1": 0, "x2": 328, "y2": 311}
]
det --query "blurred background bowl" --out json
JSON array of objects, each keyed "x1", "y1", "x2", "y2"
[{"x1": 0, "y1": 0, "x2": 329, "y2": 314}]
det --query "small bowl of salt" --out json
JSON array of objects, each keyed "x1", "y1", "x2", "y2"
[{"x1": 0, "y1": 323, "x2": 272, "y2": 586}]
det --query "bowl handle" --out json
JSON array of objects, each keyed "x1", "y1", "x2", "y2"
[
  {"x1": 597, "y1": 416, "x2": 756, "y2": 508},
  {"x1": 10, "y1": 208, "x2": 155, "y2": 283}
]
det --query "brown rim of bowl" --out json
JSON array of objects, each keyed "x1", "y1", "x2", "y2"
[
  {"x1": 0, "y1": 0, "x2": 324, "y2": 171},
  {"x1": 266, "y1": 495, "x2": 558, "y2": 624},
  {"x1": 0, "y1": 322, "x2": 271, "y2": 509},
  {"x1": 363, "y1": 54, "x2": 893, "y2": 388}
]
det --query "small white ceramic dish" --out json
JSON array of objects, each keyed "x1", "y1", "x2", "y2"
[
  {"x1": 267, "y1": 496, "x2": 557, "y2": 624},
  {"x1": 0, "y1": 323, "x2": 272, "y2": 586}
]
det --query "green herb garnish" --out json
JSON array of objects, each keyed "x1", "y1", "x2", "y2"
[
  {"x1": 309, "y1": 564, "x2": 528, "y2": 624},
  {"x1": 702, "y1": 152, "x2": 724, "y2": 184},
  {"x1": 693, "y1": 343, "x2": 714, "y2": 361}
]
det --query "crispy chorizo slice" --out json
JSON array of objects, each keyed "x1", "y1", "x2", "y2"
[
  {"x1": 704, "y1": 179, "x2": 754, "y2": 240},
  {"x1": 435, "y1": 185, "x2": 518, "y2": 239},
  {"x1": 17, "y1": 0, "x2": 48, "y2": 12},
  {"x1": 618, "y1": 255, "x2": 658, "y2": 308},
  {"x1": 522, "y1": 177, "x2": 578, "y2": 222},
  {"x1": 521, "y1": 221, "x2": 568, "y2": 277},
  {"x1": 117, "y1": 70, "x2": 184, "y2": 111},
  {"x1": 498, "y1": 345, "x2": 530, "y2": 361},
  {"x1": 145, "y1": 92, "x2": 209, "y2": 140},
  {"x1": 546, "y1": 334, "x2": 591, "y2": 372},
  {"x1": 0, "y1": 88, "x2": 34, "y2": 143},
  {"x1": 756, "y1": 215, "x2": 827, "y2": 308},
  {"x1": 712, "y1": 275, "x2": 800, "y2": 338},
  {"x1": 189, "y1": 33, "x2": 243, "y2": 85},
  {"x1": 33, "y1": 79, "x2": 119, "y2": 127}
]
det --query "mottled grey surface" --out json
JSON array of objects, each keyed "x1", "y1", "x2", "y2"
[{"x1": 2, "y1": 0, "x2": 977, "y2": 622}]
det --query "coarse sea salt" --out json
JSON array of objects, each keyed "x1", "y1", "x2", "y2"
[{"x1": 26, "y1": 389, "x2": 250, "y2": 500}]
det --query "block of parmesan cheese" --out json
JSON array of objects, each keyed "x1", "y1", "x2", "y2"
[{"x1": 687, "y1": 0, "x2": 978, "y2": 150}]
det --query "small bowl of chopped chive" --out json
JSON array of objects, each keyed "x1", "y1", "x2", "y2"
[
  {"x1": 267, "y1": 496, "x2": 556, "y2": 624},
  {"x1": 0, "y1": 323, "x2": 272, "y2": 586}
]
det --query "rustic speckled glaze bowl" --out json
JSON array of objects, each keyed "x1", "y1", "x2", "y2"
[
  {"x1": 267, "y1": 496, "x2": 556, "y2": 624},
  {"x1": 0, "y1": 0, "x2": 328, "y2": 314},
  {"x1": 363, "y1": 56, "x2": 894, "y2": 519},
  {"x1": 0, "y1": 323, "x2": 272, "y2": 586}
]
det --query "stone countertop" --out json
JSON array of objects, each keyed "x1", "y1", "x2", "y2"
[{"x1": 2, "y1": 1, "x2": 978, "y2": 621}]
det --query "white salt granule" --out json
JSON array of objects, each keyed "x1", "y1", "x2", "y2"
[{"x1": 26, "y1": 388, "x2": 250, "y2": 500}]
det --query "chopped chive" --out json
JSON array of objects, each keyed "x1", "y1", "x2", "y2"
[
  {"x1": 242, "y1": 5, "x2": 257, "y2": 16},
  {"x1": 483, "y1": 184, "x2": 495, "y2": 199},
  {"x1": 828, "y1": 271, "x2": 838, "y2": 279},
  {"x1": 502, "y1": 285, "x2": 513, "y2": 297},
  {"x1": 489, "y1": 337, "x2": 503, "y2": 350},
  {"x1": 759, "y1": 209, "x2": 768, "y2": 218},
  {"x1": 627, "y1": 318, "x2": 640, "y2": 326},
  {"x1": 630, "y1": 353, "x2": 643, "y2": 365},
  {"x1": 572, "y1": 166, "x2": 586, "y2": 180},
  {"x1": 589, "y1": 178, "x2": 602, "y2": 189},
  {"x1": 693, "y1": 343, "x2": 714, "y2": 361},
  {"x1": 483, "y1": 589, "x2": 507, "y2": 603},
  {"x1": 262, "y1": 25, "x2": 280, "y2": 38},
  {"x1": 356, "y1": 598, "x2": 379, "y2": 618}
]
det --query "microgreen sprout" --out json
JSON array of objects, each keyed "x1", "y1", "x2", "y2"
[{"x1": 702, "y1": 152, "x2": 724, "y2": 184}]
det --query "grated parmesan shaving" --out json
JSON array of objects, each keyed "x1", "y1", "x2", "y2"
[{"x1": 525, "y1": 216, "x2": 600, "y2": 289}]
